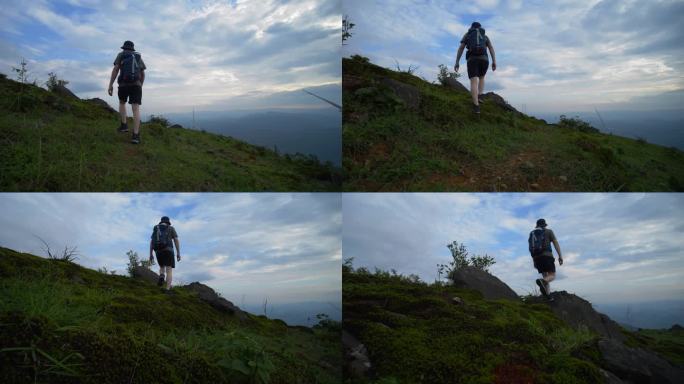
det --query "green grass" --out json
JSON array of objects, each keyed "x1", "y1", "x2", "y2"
[
  {"x1": 622, "y1": 327, "x2": 684, "y2": 367},
  {"x1": 0, "y1": 77, "x2": 341, "y2": 191},
  {"x1": 342, "y1": 56, "x2": 684, "y2": 191},
  {"x1": 0, "y1": 247, "x2": 341, "y2": 384},
  {"x1": 343, "y1": 266, "x2": 606, "y2": 384}
]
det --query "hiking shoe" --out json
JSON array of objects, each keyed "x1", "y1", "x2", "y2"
[
  {"x1": 131, "y1": 133, "x2": 140, "y2": 144},
  {"x1": 118, "y1": 122, "x2": 128, "y2": 133},
  {"x1": 536, "y1": 279, "x2": 549, "y2": 297},
  {"x1": 473, "y1": 104, "x2": 481, "y2": 114},
  {"x1": 157, "y1": 274, "x2": 165, "y2": 287}
]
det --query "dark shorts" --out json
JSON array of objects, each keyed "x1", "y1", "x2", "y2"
[
  {"x1": 467, "y1": 59, "x2": 489, "y2": 79},
  {"x1": 534, "y1": 256, "x2": 555, "y2": 274},
  {"x1": 118, "y1": 84, "x2": 142, "y2": 105},
  {"x1": 155, "y1": 249, "x2": 175, "y2": 268}
]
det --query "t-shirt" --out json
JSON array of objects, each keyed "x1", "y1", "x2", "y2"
[
  {"x1": 537, "y1": 227, "x2": 556, "y2": 258},
  {"x1": 461, "y1": 31, "x2": 490, "y2": 61},
  {"x1": 114, "y1": 50, "x2": 146, "y2": 86},
  {"x1": 151, "y1": 224, "x2": 177, "y2": 252}
]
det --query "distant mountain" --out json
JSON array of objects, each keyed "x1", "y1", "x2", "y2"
[
  {"x1": 241, "y1": 300, "x2": 342, "y2": 327},
  {"x1": 595, "y1": 300, "x2": 684, "y2": 330},
  {"x1": 534, "y1": 109, "x2": 684, "y2": 151},
  {"x1": 166, "y1": 109, "x2": 341, "y2": 166}
]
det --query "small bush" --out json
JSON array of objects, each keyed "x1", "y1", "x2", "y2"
[
  {"x1": 148, "y1": 114, "x2": 170, "y2": 127},
  {"x1": 45, "y1": 72, "x2": 69, "y2": 91},
  {"x1": 437, "y1": 64, "x2": 460, "y2": 85},
  {"x1": 350, "y1": 54, "x2": 370, "y2": 64},
  {"x1": 558, "y1": 115, "x2": 599, "y2": 133},
  {"x1": 126, "y1": 250, "x2": 152, "y2": 277}
]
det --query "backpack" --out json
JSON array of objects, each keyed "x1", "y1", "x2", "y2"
[
  {"x1": 118, "y1": 51, "x2": 141, "y2": 84},
  {"x1": 465, "y1": 28, "x2": 487, "y2": 58},
  {"x1": 528, "y1": 228, "x2": 547, "y2": 257},
  {"x1": 152, "y1": 224, "x2": 172, "y2": 251}
]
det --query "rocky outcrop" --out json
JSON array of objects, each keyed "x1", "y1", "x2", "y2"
[
  {"x1": 481, "y1": 92, "x2": 521, "y2": 115},
  {"x1": 130, "y1": 265, "x2": 159, "y2": 285},
  {"x1": 185, "y1": 282, "x2": 248, "y2": 321},
  {"x1": 443, "y1": 77, "x2": 469, "y2": 93},
  {"x1": 86, "y1": 98, "x2": 117, "y2": 115},
  {"x1": 380, "y1": 78, "x2": 421, "y2": 110},
  {"x1": 52, "y1": 84, "x2": 78, "y2": 99},
  {"x1": 343, "y1": 330, "x2": 372, "y2": 379},
  {"x1": 449, "y1": 266, "x2": 520, "y2": 301},
  {"x1": 530, "y1": 291, "x2": 626, "y2": 342},
  {"x1": 599, "y1": 338, "x2": 684, "y2": 384}
]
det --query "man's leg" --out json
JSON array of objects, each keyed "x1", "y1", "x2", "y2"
[
  {"x1": 470, "y1": 77, "x2": 479, "y2": 106},
  {"x1": 119, "y1": 102, "x2": 127, "y2": 124},
  {"x1": 542, "y1": 272, "x2": 555, "y2": 293},
  {"x1": 165, "y1": 266, "x2": 173, "y2": 290},
  {"x1": 478, "y1": 76, "x2": 486, "y2": 96},
  {"x1": 157, "y1": 263, "x2": 165, "y2": 286},
  {"x1": 132, "y1": 104, "x2": 141, "y2": 135}
]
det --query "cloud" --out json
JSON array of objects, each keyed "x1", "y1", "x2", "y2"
[
  {"x1": 0, "y1": 193, "x2": 342, "y2": 306},
  {"x1": 342, "y1": 0, "x2": 684, "y2": 114},
  {"x1": 0, "y1": 0, "x2": 340, "y2": 114},
  {"x1": 343, "y1": 193, "x2": 684, "y2": 304}
]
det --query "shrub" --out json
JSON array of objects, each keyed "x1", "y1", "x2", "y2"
[
  {"x1": 126, "y1": 250, "x2": 152, "y2": 277},
  {"x1": 438, "y1": 240, "x2": 496, "y2": 282},
  {"x1": 45, "y1": 72, "x2": 69, "y2": 91},
  {"x1": 148, "y1": 114, "x2": 170, "y2": 127},
  {"x1": 437, "y1": 64, "x2": 460, "y2": 85},
  {"x1": 558, "y1": 115, "x2": 599, "y2": 133}
]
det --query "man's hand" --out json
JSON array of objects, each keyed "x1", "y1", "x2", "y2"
[
  {"x1": 454, "y1": 64, "x2": 459, "y2": 72},
  {"x1": 176, "y1": 254, "x2": 181, "y2": 262},
  {"x1": 149, "y1": 256, "x2": 154, "y2": 265},
  {"x1": 559, "y1": 257, "x2": 564, "y2": 266},
  {"x1": 492, "y1": 62, "x2": 497, "y2": 71},
  {"x1": 108, "y1": 85, "x2": 113, "y2": 96}
]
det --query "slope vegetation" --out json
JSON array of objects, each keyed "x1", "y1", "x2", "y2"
[
  {"x1": 342, "y1": 56, "x2": 684, "y2": 191},
  {"x1": 342, "y1": 264, "x2": 684, "y2": 383},
  {"x1": 0, "y1": 75, "x2": 340, "y2": 191},
  {"x1": 0, "y1": 247, "x2": 341, "y2": 384}
]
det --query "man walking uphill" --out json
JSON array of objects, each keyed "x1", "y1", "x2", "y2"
[
  {"x1": 107, "y1": 40, "x2": 147, "y2": 144},
  {"x1": 454, "y1": 22, "x2": 497, "y2": 115},
  {"x1": 529, "y1": 218, "x2": 563, "y2": 301},
  {"x1": 150, "y1": 216, "x2": 180, "y2": 292}
]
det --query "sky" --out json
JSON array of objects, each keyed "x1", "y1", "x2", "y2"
[
  {"x1": 0, "y1": 0, "x2": 341, "y2": 114},
  {"x1": 342, "y1": 0, "x2": 684, "y2": 116},
  {"x1": 0, "y1": 193, "x2": 342, "y2": 312},
  {"x1": 342, "y1": 193, "x2": 684, "y2": 307}
]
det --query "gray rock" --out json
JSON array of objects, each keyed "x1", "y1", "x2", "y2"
[
  {"x1": 53, "y1": 84, "x2": 78, "y2": 99},
  {"x1": 131, "y1": 265, "x2": 159, "y2": 285},
  {"x1": 443, "y1": 77, "x2": 469, "y2": 93},
  {"x1": 536, "y1": 291, "x2": 626, "y2": 341},
  {"x1": 450, "y1": 266, "x2": 520, "y2": 301},
  {"x1": 380, "y1": 78, "x2": 421, "y2": 110},
  {"x1": 86, "y1": 98, "x2": 117, "y2": 115},
  {"x1": 451, "y1": 296, "x2": 464, "y2": 305},
  {"x1": 343, "y1": 330, "x2": 372, "y2": 379},
  {"x1": 600, "y1": 369, "x2": 626, "y2": 384},
  {"x1": 169, "y1": 124, "x2": 184, "y2": 129},
  {"x1": 599, "y1": 338, "x2": 684, "y2": 384},
  {"x1": 481, "y1": 92, "x2": 522, "y2": 115},
  {"x1": 185, "y1": 282, "x2": 248, "y2": 321}
]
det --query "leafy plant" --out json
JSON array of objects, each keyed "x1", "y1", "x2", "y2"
[
  {"x1": 35, "y1": 235, "x2": 79, "y2": 262},
  {"x1": 12, "y1": 57, "x2": 28, "y2": 84},
  {"x1": 558, "y1": 115, "x2": 599, "y2": 133},
  {"x1": 126, "y1": 250, "x2": 152, "y2": 277},
  {"x1": 45, "y1": 72, "x2": 69, "y2": 92},
  {"x1": 438, "y1": 240, "x2": 496, "y2": 281},
  {"x1": 437, "y1": 64, "x2": 460, "y2": 85},
  {"x1": 148, "y1": 114, "x2": 170, "y2": 127},
  {"x1": 342, "y1": 15, "x2": 355, "y2": 44}
]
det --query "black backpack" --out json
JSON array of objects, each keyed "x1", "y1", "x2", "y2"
[
  {"x1": 465, "y1": 28, "x2": 487, "y2": 57},
  {"x1": 528, "y1": 228, "x2": 547, "y2": 257},
  {"x1": 152, "y1": 224, "x2": 172, "y2": 251},
  {"x1": 118, "y1": 51, "x2": 142, "y2": 84}
]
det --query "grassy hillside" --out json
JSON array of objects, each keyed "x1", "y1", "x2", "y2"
[
  {"x1": 342, "y1": 56, "x2": 684, "y2": 191},
  {"x1": 0, "y1": 75, "x2": 340, "y2": 191},
  {"x1": 0, "y1": 247, "x2": 341, "y2": 384},
  {"x1": 343, "y1": 265, "x2": 683, "y2": 384}
]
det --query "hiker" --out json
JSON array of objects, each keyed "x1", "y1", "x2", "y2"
[
  {"x1": 107, "y1": 40, "x2": 146, "y2": 144},
  {"x1": 454, "y1": 22, "x2": 497, "y2": 115},
  {"x1": 528, "y1": 218, "x2": 563, "y2": 300},
  {"x1": 149, "y1": 216, "x2": 180, "y2": 292}
]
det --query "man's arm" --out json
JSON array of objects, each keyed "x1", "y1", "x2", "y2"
[
  {"x1": 173, "y1": 237, "x2": 180, "y2": 261},
  {"x1": 149, "y1": 239, "x2": 154, "y2": 263},
  {"x1": 552, "y1": 239, "x2": 563, "y2": 265},
  {"x1": 487, "y1": 39, "x2": 497, "y2": 71},
  {"x1": 454, "y1": 43, "x2": 466, "y2": 72},
  {"x1": 140, "y1": 69, "x2": 145, "y2": 86},
  {"x1": 108, "y1": 64, "x2": 119, "y2": 96}
]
